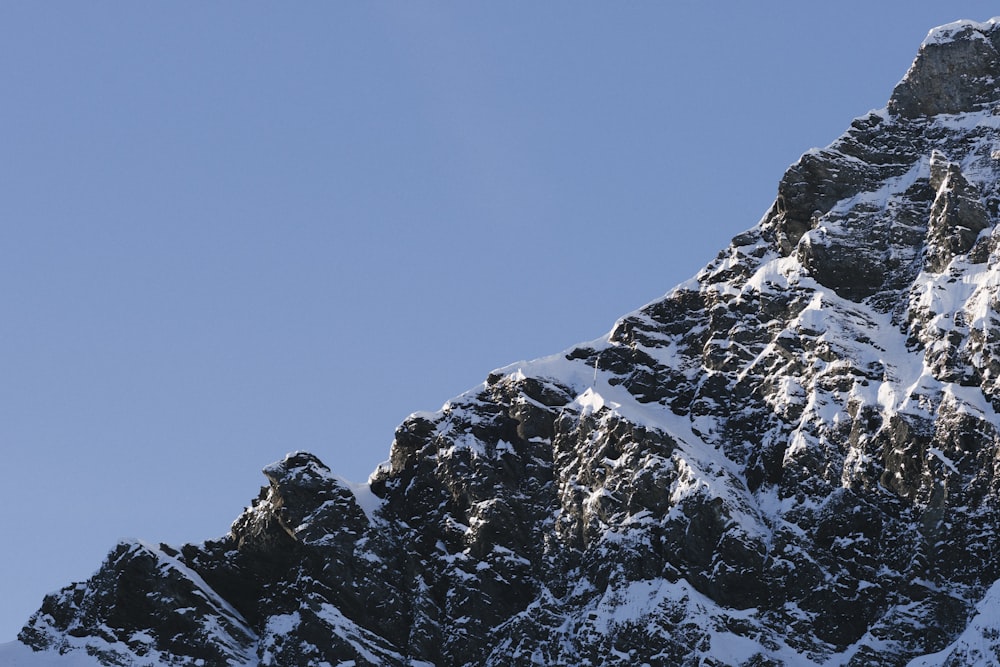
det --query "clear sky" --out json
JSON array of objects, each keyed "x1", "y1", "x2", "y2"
[{"x1": 2, "y1": 1, "x2": 997, "y2": 644}]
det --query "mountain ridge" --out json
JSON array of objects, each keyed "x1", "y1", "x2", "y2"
[{"x1": 13, "y1": 16, "x2": 1000, "y2": 667}]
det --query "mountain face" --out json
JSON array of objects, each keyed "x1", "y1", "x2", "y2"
[{"x1": 17, "y1": 17, "x2": 1000, "y2": 667}]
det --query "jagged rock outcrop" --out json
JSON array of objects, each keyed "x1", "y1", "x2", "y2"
[
  {"x1": 924, "y1": 150, "x2": 991, "y2": 272},
  {"x1": 17, "y1": 17, "x2": 1000, "y2": 667},
  {"x1": 889, "y1": 19, "x2": 1000, "y2": 118}
]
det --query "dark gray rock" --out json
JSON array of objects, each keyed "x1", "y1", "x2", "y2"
[
  {"x1": 890, "y1": 20, "x2": 1000, "y2": 118},
  {"x1": 924, "y1": 151, "x2": 991, "y2": 272}
]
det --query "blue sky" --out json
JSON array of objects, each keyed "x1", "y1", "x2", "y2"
[{"x1": 2, "y1": 2, "x2": 997, "y2": 643}]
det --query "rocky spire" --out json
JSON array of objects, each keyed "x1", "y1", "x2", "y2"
[{"x1": 890, "y1": 19, "x2": 1000, "y2": 118}]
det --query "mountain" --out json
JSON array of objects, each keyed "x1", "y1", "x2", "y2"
[{"x1": 11, "y1": 17, "x2": 1000, "y2": 667}]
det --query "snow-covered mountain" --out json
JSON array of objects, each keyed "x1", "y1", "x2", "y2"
[{"x1": 11, "y1": 17, "x2": 1000, "y2": 667}]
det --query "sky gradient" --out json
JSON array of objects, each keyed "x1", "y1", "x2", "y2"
[{"x1": 3, "y1": 2, "x2": 998, "y2": 643}]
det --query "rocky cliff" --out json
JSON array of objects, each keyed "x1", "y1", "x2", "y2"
[{"x1": 17, "y1": 17, "x2": 1000, "y2": 667}]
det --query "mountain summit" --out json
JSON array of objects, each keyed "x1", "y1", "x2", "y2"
[{"x1": 14, "y1": 17, "x2": 1000, "y2": 667}]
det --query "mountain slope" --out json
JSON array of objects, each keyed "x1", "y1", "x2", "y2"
[{"x1": 15, "y1": 17, "x2": 1000, "y2": 667}]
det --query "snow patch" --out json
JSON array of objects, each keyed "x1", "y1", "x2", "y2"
[
  {"x1": 0, "y1": 642, "x2": 104, "y2": 667},
  {"x1": 922, "y1": 18, "x2": 1000, "y2": 47}
]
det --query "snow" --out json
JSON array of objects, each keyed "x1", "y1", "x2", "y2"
[
  {"x1": 906, "y1": 577, "x2": 1000, "y2": 665},
  {"x1": 570, "y1": 387, "x2": 610, "y2": 415},
  {"x1": 136, "y1": 540, "x2": 251, "y2": 630},
  {"x1": 313, "y1": 603, "x2": 407, "y2": 665},
  {"x1": 827, "y1": 158, "x2": 928, "y2": 218},
  {"x1": 744, "y1": 255, "x2": 802, "y2": 295},
  {"x1": 0, "y1": 642, "x2": 103, "y2": 667},
  {"x1": 341, "y1": 479, "x2": 384, "y2": 520},
  {"x1": 927, "y1": 447, "x2": 960, "y2": 475},
  {"x1": 921, "y1": 18, "x2": 1000, "y2": 47},
  {"x1": 570, "y1": 578, "x2": 824, "y2": 666}
]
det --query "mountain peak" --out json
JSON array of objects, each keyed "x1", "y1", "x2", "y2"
[
  {"x1": 15, "y1": 16, "x2": 1000, "y2": 667},
  {"x1": 232, "y1": 450, "x2": 368, "y2": 549},
  {"x1": 922, "y1": 17, "x2": 1000, "y2": 47},
  {"x1": 890, "y1": 17, "x2": 1000, "y2": 117}
]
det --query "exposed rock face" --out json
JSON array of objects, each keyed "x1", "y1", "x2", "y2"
[
  {"x1": 889, "y1": 19, "x2": 1000, "y2": 118},
  {"x1": 924, "y1": 150, "x2": 991, "y2": 272},
  {"x1": 18, "y1": 17, "x2": 1000, "y2": 667}
]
